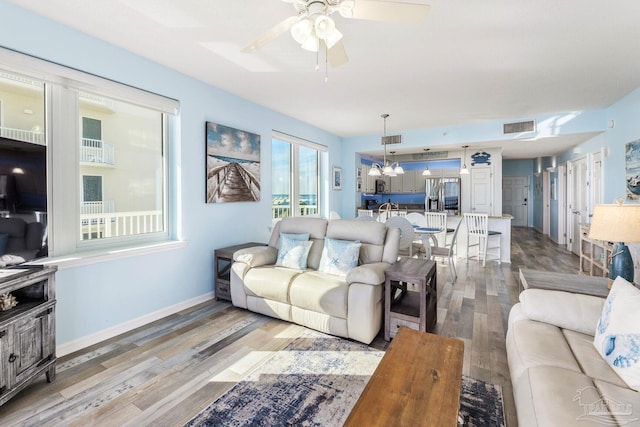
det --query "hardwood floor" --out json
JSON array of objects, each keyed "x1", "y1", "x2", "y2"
[{"x1": 0, "y1": 227, "x2": 579, "y2": 426}]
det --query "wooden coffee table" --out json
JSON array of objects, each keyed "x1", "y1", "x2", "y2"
[{"x1": 344, "y1": 328, "x2": 464, "y2": 427}]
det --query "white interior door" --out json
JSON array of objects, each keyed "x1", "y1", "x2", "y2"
[
  {"x1": 543, "y1": 171, "x2": 550, "y2": 235},
  {"x1": 557, "y1": 165, "x2": 567, "y2": 244},
  {"x1": 471, "y1": 166, "x2": 493, "y2": 214},
  {"x1": 591, "y1": 150, "x2": 603, "y2": 208},
  {"x1": 569, "y1": 157, "x2": 588, "y2": 255},
  {"x1": 502, "y1": 176, "x2": 529, "y2": 226}
]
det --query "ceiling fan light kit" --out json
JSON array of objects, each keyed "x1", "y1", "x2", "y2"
[{"x1": 243, "y1": 0, "x2": 430, "y2": 76}]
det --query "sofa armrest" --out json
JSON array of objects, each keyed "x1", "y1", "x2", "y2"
[
  {"x1": 233, "y1": 246, "x2": 277, "y2": 267},
  {"x1": 518, "y1": 288, "x2": 605, "y2": 336},
  {"x1": 346, "y1": 262, "x2": 392, "y2": 286}
]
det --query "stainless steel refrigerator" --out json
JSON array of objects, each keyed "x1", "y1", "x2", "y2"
[{"x1": 425, "y1": 177, "x2": 460, "y2": 215}]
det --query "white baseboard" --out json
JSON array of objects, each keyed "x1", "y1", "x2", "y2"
[{"x1": 57, "y1": 292, "x2": 215, "y2": 357}]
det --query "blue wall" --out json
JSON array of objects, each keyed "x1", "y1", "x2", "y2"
[
  {"x1": 3, "y1": 2, "x2": 640, "y2": 348},
  {"x1": 0, "y1": 3, "x2": 342, "y2": 347}
]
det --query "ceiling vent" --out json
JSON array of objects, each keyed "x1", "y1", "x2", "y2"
[
  {"x1": 503, "y1": 120, "x2": 535, "y2": 134},
  {"x1": 381, "y1": 135, "x2": 402, "y2": 145}
]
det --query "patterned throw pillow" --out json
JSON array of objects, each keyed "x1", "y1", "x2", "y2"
[
  {"x1": 279, "y1": 233, "x2": 310, "y2": 247},
  {"x1": 593, "y1": 276, "x2": 640, "y2": 391},
  {"x1": 275, "y1": 235, "x2": 313, "y2": 269},
  {"x1": 318, "y1": 237, "x2": 361, "y2": 277}
]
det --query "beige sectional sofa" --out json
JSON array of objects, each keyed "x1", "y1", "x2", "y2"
[
  {"x1": 230, "y1": 216, "x2": 400, "y2": 344},
  {"x1": 507, "y1": 284, "x2": 640, "y2": 426}
]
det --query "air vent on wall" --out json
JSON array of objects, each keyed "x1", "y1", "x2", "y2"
[
  {"x1": 503, "y1": 120, "x2": 535, "y2": 134},
  {"x1": 381, "y1": 135, "x2": 402, "y2": 145}
]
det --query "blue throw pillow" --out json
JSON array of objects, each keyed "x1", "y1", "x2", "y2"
[
  {"x1": 276, "y1": 235, "x2": 313, "y2": 269},
  {"x1": 318, "y1": 237, "x2": 361, "y2": 277},
  {"x1": 0, "y1": 233, "x2": 8, "y2": 256}
]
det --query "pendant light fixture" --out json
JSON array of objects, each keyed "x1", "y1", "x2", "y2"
[
  {"x1": 368, "y1": 114, "x2": 404, "y2": 176},
  {"x1": 422, "y1": 148, "x2": 432, "y2": 176},
  {"x1": 460, "y1": 145, "x2": 470, "y2": 175}
]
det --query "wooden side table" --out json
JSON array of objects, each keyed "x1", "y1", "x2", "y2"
[
  {"x1": 385, "y1": 257, "x2": 437, "y2": 341},
  {"x1": 214, "y1": 242, "x2": 265, "y2": 301}
]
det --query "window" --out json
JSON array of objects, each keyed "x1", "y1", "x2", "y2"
[
  {"x1": 271, "y1": 132, "x2": 325, "y2": 219},
  {"x1": 0, "y1": 47, "x2": 179, "y2": 258}
]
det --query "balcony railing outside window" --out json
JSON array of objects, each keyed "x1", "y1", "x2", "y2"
[
  {"x1": 80, "y1": 138, "x2": 115, "y2": 165},
  {"x1": 272, "y1": 204, "x2": 317, "y2": 219},
  {"x1": 0, "y1": 126, "x2": 45, "y2": 145}
]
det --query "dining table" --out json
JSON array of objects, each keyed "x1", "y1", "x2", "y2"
[{"x1": 413, "y1": 226, "x2": 444, "y2": 259}]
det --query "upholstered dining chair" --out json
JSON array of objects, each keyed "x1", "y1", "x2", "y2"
[
  {"x1": 430, "y1": 218, "x2": 463, "y2": 283},
  {"x1": 463, "y1": 213, "x2": 501, "y2": 267}
]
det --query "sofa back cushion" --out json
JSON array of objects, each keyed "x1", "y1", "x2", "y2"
[
  {"x1": 326, "y1": 219, "x2": 398, "y2": 265},
  {"x1": 0, "y1": 217, "x2": 44, "y2": 253},
  {"x1": 269, "y1": 217, "x2": 328, "y2": 270}
]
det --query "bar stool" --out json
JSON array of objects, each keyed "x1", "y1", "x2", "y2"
[{"x1": 463, "y1": 213, "x2": 501, "y2": 267}]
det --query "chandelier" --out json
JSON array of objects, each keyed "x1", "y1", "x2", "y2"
[{"x1": 368, "y1": 114, "x2": 404, "y2": 177}]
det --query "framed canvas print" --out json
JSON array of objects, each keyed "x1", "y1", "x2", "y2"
[
  {"x1": 333, "y1": 166, "x2": 342, "y2": 190},
  {"x1": 206, "y1": 122, "x2": 260, "y2": 203},
  {"x1": 626, "y1": 139, "x2": 640, "y2": 201}
]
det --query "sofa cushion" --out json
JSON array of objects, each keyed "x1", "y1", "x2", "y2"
[
  {"x1": 593, "y1": 276, "x2": 640, "y2": 391},
  {"x1": 519, "y1": 288, "x2": 604, "y2": 336},
  {"x1": 507, "y1": 319, "x2": 582, "y2": 383},
  {"x1": 275, "y1": 236, "x2": 312, "y2": 269},
  {"x1": 272, "y1": 217, "x2": 328, "y2": 270},
  {"x1": 513, "y1": 366, "x2": 615, "y2": 427},
  {"x1": 318, "y1": 237, "x2": 361, "y2": 277},
  {"x1": 326, "y1": 219, "x2": 386, "y2": 264},
  {"x1": 594, "y1": 379, "x2": 640, "y2": 425},
  {"x1": 289, "y1": 271, "x2": 348, "y2": 319},
  {"x1": 243, "y1": 267, "x2": 302, "y2": 304},
  {"x1": 562, "y1": 329, "x2": 627, "y2": 388}
]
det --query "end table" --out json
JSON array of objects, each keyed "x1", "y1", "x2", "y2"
[
  {"x1": 214, "y1": 242, "x2": 265, "y2": 301},
  {"x1": 384, "y1": 257, "x2": 437, "y2": 341}
]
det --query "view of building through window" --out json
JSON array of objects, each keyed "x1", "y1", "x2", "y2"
[{"x1": 79, "y1": 93, "x2": 165, "y2": 240}]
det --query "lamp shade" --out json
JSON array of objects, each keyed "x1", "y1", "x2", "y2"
[{"x1": 589, "y1": 204, "x2": 640, "y2": 243}]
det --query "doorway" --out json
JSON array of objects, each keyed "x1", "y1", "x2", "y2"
[
  {"x1": 502, "y1": 176, "x2": 529, "y2": 227},
  {"x1": 567, "y1": 157, "x2": 588, "y2": 255}
]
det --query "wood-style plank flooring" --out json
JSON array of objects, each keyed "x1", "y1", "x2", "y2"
[{"x1": 0, "y1": 227, "x2": 580, "y2": 426}]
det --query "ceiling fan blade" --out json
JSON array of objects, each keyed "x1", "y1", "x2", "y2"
[
  {"x1": 241, "y1": 15, "x2": 301, "y2": 53},
  {"x1": 350, "y1": 0, "x2": 430, "y2": 24},
  {"x1": 328, "y1": 40, "x2": 349, "y2": 68}
]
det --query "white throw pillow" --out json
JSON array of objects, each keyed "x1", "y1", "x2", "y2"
[
  {"x1": 593, "y1": 276, "x2": 640, "y2": 391},
  {"x1": 318, "y1": 237, "x2": 361, "y2": 277},
  {"x1": 275, "y1": 235, "x2": 313, "y2": 269}
]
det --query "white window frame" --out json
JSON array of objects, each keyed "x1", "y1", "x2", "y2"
[
  {"x1": 272, "y1": 131, "x2": 326, "y2": 218},
  {"x1": 0, "y1": 47, "x2": 180, "y2": 260}
]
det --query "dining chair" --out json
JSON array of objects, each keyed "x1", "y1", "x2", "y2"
[
  {"x1": 355, "y1": 214, "x2": 377, "y2": 221},
  {"x1": 385, "y1": 216, "x2": 421, "y2": 257},
  {"x1": 424, "y1": 212, "x2": 447, "y2": 246},
  {"x1": 430, "y1": 218, "x2": 462, "y2": 282},
  {"x1": 357, "y1": 209, "x2": 374, "y2": 217},
  {"x1": 406, "y1": 212, "x2": 427, "y2": 227},
  {"x1": 463, "y1": 213, "x2": 501, "y2": 267}
]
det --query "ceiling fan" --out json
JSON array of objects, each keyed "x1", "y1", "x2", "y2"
[{"x1": 241, "y1": 0, "x2": 430, "y2": 68}]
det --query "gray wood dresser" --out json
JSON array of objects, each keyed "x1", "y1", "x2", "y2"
[{"x1": 0, "y1": 266, "x2": 57, "y2": 406}]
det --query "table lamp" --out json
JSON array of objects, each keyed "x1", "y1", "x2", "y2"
[{"x1": 589, "y1": 201, "x2": 640, "y2": 285}]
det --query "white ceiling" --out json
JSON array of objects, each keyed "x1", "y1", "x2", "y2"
[{"x1": 8, "y1": 0, "x2": 640, "y2": 159}]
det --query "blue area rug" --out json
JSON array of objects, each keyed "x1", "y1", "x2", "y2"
[{"x1": 185, "y1": 330, "x2": 505, "y2": 426}]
